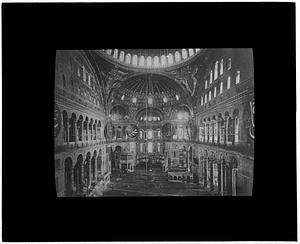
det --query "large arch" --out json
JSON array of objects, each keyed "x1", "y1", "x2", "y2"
[{"x1": 64, "y1": 157, "x2": 73, "y2": 197}]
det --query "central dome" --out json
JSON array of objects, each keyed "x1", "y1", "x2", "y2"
[{"x1": 100, "y1": 49, "x2": 201, "y2": 69}]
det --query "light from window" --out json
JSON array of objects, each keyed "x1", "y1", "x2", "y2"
[
  {"x1": 220, "y1": 59, "x2": 224, "y2": 75},
  {"x1": 214, "y1": 87, "x2": 217, "y2": 97},
  {"x1": 227, "y1": 76, "x2": 231, "y2": 89},
  {"x1": 214, "y1": 61, "x2": 219, "y2": 80},
  {"x1": 176, "y1": 94, "x2": 179, "y2": 100},
  {"x1": 113, "y1": 49, "x2": 118, "y2": 59},
  {"x1": 205, "y1": 94, "x2": 207, "y2": 103},
  {"x1": 236, "y1": 71, "x2": 240, "y2": 84},
  {"x1": 139, "y1": 56, "x2": 145, "y2": 66},
  {"x1": 220, "y1": 82, "x2": 223, "y2": 94},
  {"x1": 146, "y1": 56, "x2": 152, "y2": 67},
  {"x1": 168, "y1": 53, "x2": 174, "y2": 65},
  {"x1": 205, "y1": 80, "x2": 208, "y2": 89},
  {"x1": 175, "y1": 51, "x2": 181, "y2": 62},
  {"x1": 201, "y1": 96, "x2": 203, "y2": 105},
  {"x1": 119, "y1": 51, "x2": 125, "y2": 62},
  {"x1": 209, "y1": 91, "x2": 211, "y2": 101},
  {"x1": 125, "y1": 53, "x2": 131, "y2": 64},
  {"x1": 132, "y1": 55, "x2": 138, "y2": 66},
  {"x1": 182, "y1": 49, "x2": 188, "y2": 59},
  {"x1": 121, "y1": 95, "x2": 125, "y2": 101},
  {"x1": 163, "y1": 96, "x2": 168, "y2": 103},
  {"x1": 210, "y1": 70, "x2": 213, "y2": 84},
  {"x1": 188, "y1": 48, "x2": 194, "y2": 56},
  {"x1": 228, "y1": 58, "x2": 232, "y2": 70}
]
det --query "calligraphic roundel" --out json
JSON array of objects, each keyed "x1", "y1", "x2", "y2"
[{"x1": 126, "y1": 125, "x2": 138, "y2": 138}]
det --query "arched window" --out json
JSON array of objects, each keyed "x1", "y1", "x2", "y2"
[
  {"x1": 188, "y1": 48, "x2": 194, "y2": 56},
  {"x1": 182, "y1": 49, "x2": 188, "y2": 59},
  {"x1": 214, "y1": 61, "x2": 219, "y2": 80},
  {"x1": 106, "y1": 49, "x2": 112, "y2": 55},
  {"x1": 167, "y1": 53, "x2": 174, "y2": 65},
  {"x1": 161, "y1": 55, "x2": 166, "y2": 66},
  {"x1": 205, "y1": 80, "x2": 208, "y2": 89},
  {"x1": 113, "y1": 49, "x2": 118, "y2": 59},
  {"x1": 236, "y1": 70, "x2": 241, "y2": 84},
  {"x1": 140, "y1": 143, "x2": 143, "y2": 153},
  {"x1": 148, "y1": 142, "x2": 153, "y2": 153},
  {"x1": 220, "y1": 82, "x2": 223, "y2": 94},
  {"x1": 119, "y1": 51, "x2": 125, "y2": 62},
  {"x1": 146, "y1": 56, "x2": 152, "y2": 67},
  {"x1": 228, "y1": 58, "x2": 232, "y2": 70},
  {"x1": 69, "y1": 113, "x2": 76, "y2": 142},
  {"x1": 210, "y1": 70, "x2": 213, "y2": 84},
  {"x1": 147, "y1": 130, "x2": 153, "y2": 139},
  {"x1": 214, "y1": 86, "x2": 217, "y2": 97},
  {"x1": 227, "y1": 76, "x2": 231, "y2": 89},
  {"x1": 175, "y1": 51, "x2": 181, "y2": 62},
  {"x1": 204, "y1": 94, "x2": 207, "y2": 103},
  {"x1": 153, "y1": 56, "x2": 159, "y2": 67},
  {"x1": 125, "y1": 53, "x2": 131, "y2": 64},
  {"x1": 220, "y1": 59, "x2": 224, "y2": 75},
  {"x1": 77, "y1": 116, "x2": 83, "y2": 141},
  {"x1": 209, "y1": 91, "x2": 211, "y2": 101},
  {"x1": 139, "y1": 56, "x2": 145, "y2": 66},
  {"x1": 201, "y1": 96, "x2": 203, "y2": 105},
  {"x1": 132, "y1": 55, "x2": 138, "y2": 65}
]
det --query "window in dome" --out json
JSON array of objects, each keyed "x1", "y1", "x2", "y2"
[
  {"x1": 227, "y1": 76, "x2": 231, "y2": 89},
  {"x1": 220, "y1": 82, "x2": 223, "y2": 94},
  {"x1": 163, "y1": 96, "x2": 168, "y2": 103},
  {"x1": 139, "y1": 56, "x2": 145, "y2": 66},
  {"x1": 205, "y1": 94, "x2": 207, "y2": 103},
  {"x1": 236, "y1": 70, "x2": 241, "y2": 84},
  {"x1": 167, "y1": 53, "x2": 174, "y2": 65},
  {"x1": 113, "y1": 49, "x2": 118, "y2": 59},
  {"x1": 214, "y1": 86, "x2": 217, "y2": 97},
  {"x1": 146, "y1": 56, "x2": 152, "y2": 67},
  {"x1": 209, "y1": 91, "x2": 211, "y2": 101},
  {"x1": 153, "y1": 56, "x2": 159, "y2": 67},
  {"x1": 176, "y1": 94, "x2": 179, "y2": 101},
  {"x1": 182, "y1": 49, "x2": 188, "y2": 59},
  {"x1": 205, "y1": 80, "x2": 208, "y2": 89},
  {"x1": 125, "y1": 53, "x2": 131, "y2": 64},
  {"x1": 220, "y1": 59, "x2": 224, "y2": 75},
  {"x1": 132, "y1": 97, "x2": 137, "y2": 103},
  {"x1": 121, "y1": 95, "x2": 125, "y2": 101},
  {"x1": 201, "y1": 96, "x2": 203, "y2": 105},
  {"x1": 228, "y1": 58, "x2": 232, "y2": 70},
  {"x1": 175, "y1": 51, "x2": 181, "y2": 62},
  {"x1": 188, "y1": 48, "x2": 194, "y2": 56},
  {"x1": 132, "y1": 55, "x2": 138, "y2": 65},
  {"x1": 214, "y1": 61, "x2": 219, "y2": 80},
  {"x1": 157, "y1": 117, "x2": 161, "y2": 121},
  {"x1": 161, "y1": 55, "x2": 166, "y2": 66},
  {"x1": 119, "y1": 51, "x2": 125, "y2": 62},
  {"x1": 106, "y1": 49, "x2": 112, "y2": 55},
  {"x1": 210, "y1": 70, "x2": 213, "y2": 84}
]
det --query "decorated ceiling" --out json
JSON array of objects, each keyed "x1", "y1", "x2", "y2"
[{"x1": 83, "y1": 49, "x2": 208, "y2": 116}]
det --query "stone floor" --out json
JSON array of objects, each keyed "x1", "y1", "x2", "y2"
[{"x1": 102, "y1": 168, "x2": 212, "y2": 197}]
